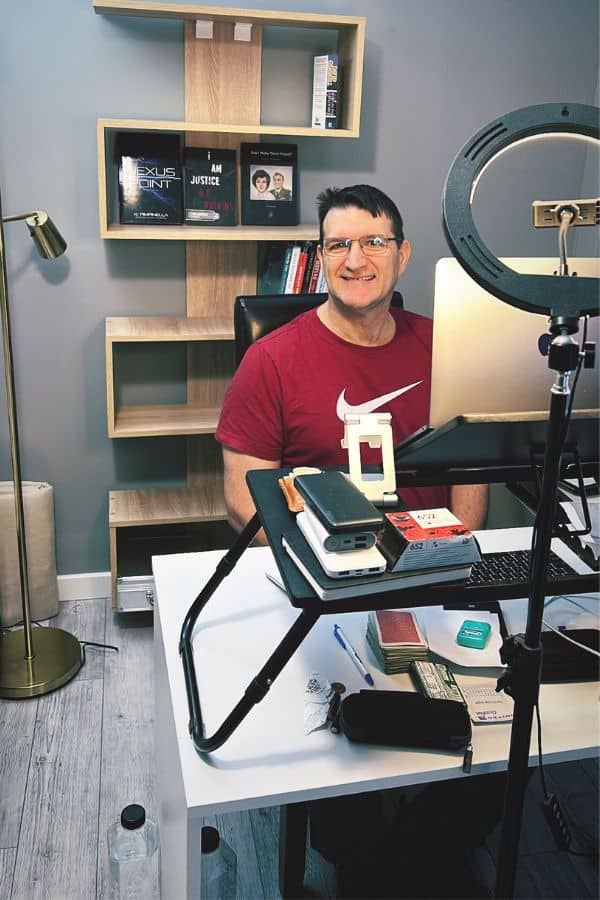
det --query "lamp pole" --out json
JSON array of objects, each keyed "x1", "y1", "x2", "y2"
[
  {"x1": 0, "y1": 189, "x2": 35, "y2": 660},
  {"x1": 0, "y1": 187, "x2": 82, "y2": 698}
]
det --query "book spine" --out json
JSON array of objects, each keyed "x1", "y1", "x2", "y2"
[
  {"x1": 278, "y1": 244, "x2": 294, "y2": 293},
  {"x1": 312, "y1": 55, "x2": 328, "y2": 128},
  {"x1": 325, "y1": 55, "x2": 341, "y2": 129},
  {"x1": 301, "y1": 242, "x2": 317, "y2": 294},
  {"x1": 293, "y1": 244, "x2": 310, "y2": 293},
  {"x1": 316, "y1": 264, "x2": 327, "y2": 294},
  {"x1": 284, "y1": 244, "x2": 301, "y2": 293},
  {"x1": 308, "y1": 254, "x2": 321, "y2": 293}
]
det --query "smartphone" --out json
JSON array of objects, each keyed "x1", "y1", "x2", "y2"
[{"x1": 294, "y1": 471, "x2": 384, "y2": 533}]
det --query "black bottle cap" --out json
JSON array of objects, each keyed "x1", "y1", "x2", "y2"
[
  {"x1": 201, "y1": 826, "x2": 220, "y2": 853},
  {"x1": 121, "y1": 804, "x2": 146, "y2": 830}
]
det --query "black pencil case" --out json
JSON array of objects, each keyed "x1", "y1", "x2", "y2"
[{"x1": 339, "y1": 690, "x2": 471, "y2": 750}]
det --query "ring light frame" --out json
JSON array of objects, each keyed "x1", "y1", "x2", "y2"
[{"x1": 442, "y1": 102, "x2": 599, "y2": 319}]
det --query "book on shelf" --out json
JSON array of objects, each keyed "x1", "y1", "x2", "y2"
[
  {"x1": 278, "y1": 244, "x2": 295, "y2": 292},
  {"x1": 307, "y1": 253, "x2": 322, "y2": 293},
  {"x1": 240, "y1": 142, "x2": 298, "y2": 226},
  {"x1": 378, "y1": 508, "x2": 481, "y2": 573},
  {"x1": 292, "y1": 242, "x2": 312, "y2": 293},
  {"x1": 284, "y1": 244, "x2": 302, "y2": 293},
  {"x1": 281, "y1": 527, "x2": 471, "y2": 602},
  {"x1": 312, "y1": 53, "x2": 342, "y2": 129},
  {"x1": 258, "y1": 240, "x2": 320, "y2": 295},
  {"x1": 300, "y1": 242, "x2": 318, "y2": 293},
  {"x1": 117, "y1": 132, "x2": 183, "y2": 225},
  {"x1": 257, "y1": 243, "x2": 289, "y2": 294},
  {"x1": 183, "y1": 147, "x2": 236, "y2": 225}
]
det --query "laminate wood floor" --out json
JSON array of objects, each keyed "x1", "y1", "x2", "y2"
[{"x1": 0, "y1": 598, "x2": 597, "y2": 900}]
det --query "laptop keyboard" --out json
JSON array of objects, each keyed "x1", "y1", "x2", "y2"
[{"x1": 467, "y1": 549, "x2": 578, "y2": 586}]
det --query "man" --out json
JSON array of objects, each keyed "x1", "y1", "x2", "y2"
[
  {"x1": 217, "y1": 184, "x2": 488, "y2": 537},
  {"x1": 270, "y1": 171, "x2": 292, "y2": 200},
  {"x1": 217, "y1": 185, "x2": 497, "y2": 898}
]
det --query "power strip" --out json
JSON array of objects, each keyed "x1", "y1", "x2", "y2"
[{"x1": 542, "y1": 793, "x2": 572, "y2": 850}]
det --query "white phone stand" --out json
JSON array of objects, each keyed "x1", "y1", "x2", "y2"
[{"x1": 341, "y1": 412, "x2": 398, "y2": 505}]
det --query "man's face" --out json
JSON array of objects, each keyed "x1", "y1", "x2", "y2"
[
  {"x1": 273, "y1": 174, "x2": 284, "y2": 191},
  {"x1": 255, "y1": 176, "x2": 269, "y2": 193},
  {"x1": 318, "y1": 206, "x2": 410, "y2": 313}
]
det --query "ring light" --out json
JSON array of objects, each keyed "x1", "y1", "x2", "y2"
[{"x1": 442, "y1": 102, "x2": 599, "y2": 318}]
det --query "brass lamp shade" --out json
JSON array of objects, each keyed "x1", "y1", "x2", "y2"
[{"x1": 25, "y1": 211, "x2": 67, "y2": 260}]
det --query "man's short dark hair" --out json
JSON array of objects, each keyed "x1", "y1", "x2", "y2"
[
  {"x1": 316, "y1": 184, "x2": 404, "y2": 245},
  {"x1": 252, "y1": 169, "x2": 271, "y2": 188}
]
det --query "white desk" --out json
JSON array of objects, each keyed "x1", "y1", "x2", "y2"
[{"x1": 153, "y1": 527, "x2": 598, "y2": 899}]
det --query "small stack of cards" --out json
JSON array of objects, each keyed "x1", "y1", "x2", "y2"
[{"x1": 366, "y1": 609, "x2": 428, "y2": 674}]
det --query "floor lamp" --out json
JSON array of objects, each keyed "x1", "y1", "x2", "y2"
[{"x1": 0, "y1": 188, "x2": 82, "y2": 699}]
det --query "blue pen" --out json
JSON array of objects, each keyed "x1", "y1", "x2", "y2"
[{"x1": 333, "y1": 623, "x2": 374, "y2": 687}]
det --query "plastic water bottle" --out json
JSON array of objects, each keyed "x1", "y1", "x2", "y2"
[
  {"x1": 107, "y1": 803, "x2": 159, "y2": 899},
  {"x1": 200, "y1": 826, "x2": 237, "y2": 899}
]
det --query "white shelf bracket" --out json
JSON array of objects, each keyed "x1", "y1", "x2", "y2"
[
  {"x1": 195, "y1": 20, "x2": 214, "y2": 39},
  {"x1": 234, "y1": 22, "x2": 253, "y2": 42}
]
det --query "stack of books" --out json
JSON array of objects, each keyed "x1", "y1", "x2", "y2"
[{"x1": 366, "y1": 609, "x2": 428, "y2": 674}]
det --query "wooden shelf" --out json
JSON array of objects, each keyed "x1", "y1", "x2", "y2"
[
  {"x1": 93, "y1": 2, "x2": 365, "y2": 32},
  {"x1": 109, "y1": 484, "x2": 226, "y2": 527},
  {"x1": 106, "y1": 315, "x2": 234, "y2": 341},
  {"x1": 101, "y1": 221, "x2": 319, "y2": 242},
  {"x1": 112, "y1": 403, "x2": 220, "y2": 438},
  {"x1": 99, "y1": 117, "x2": 358, "y2": 139}
]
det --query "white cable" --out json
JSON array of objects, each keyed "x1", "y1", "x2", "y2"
[{"x1": 541, "y1": 618, "x2": 600, "y2": 657}]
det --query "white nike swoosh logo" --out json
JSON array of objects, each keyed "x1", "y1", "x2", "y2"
[{"x1": 336, "y1": 381, "x2": 422, "y2": 420}]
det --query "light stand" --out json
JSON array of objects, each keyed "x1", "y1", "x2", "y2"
[
  {"x1": 441, "y1": 102, "x2": 599, "y2": 898},
  {"x1": 0, "y1": 189, "x2": 82, "y2": 698}
]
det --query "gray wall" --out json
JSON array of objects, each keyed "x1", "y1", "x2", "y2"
[{"x1": 0, "y1": 0, "x2": 597, "y2": 574}]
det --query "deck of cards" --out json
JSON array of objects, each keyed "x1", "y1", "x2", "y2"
[{"x1": 366, "y1": 609, "x2": 428, "y2": 674}]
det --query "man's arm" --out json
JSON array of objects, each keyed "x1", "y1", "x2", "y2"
[
  {"x1": 222, "y1": 445, "x2": 280, "y2": 545},
  {"x1": 449, "y1": 483, "x2": 489, "y2": 531}
]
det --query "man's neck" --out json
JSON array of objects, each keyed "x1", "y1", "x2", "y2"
[{"x1": 317, "y1": 297, "x2": 396, "y2": 347}]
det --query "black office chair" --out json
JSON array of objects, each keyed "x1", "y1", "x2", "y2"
[
  {"x1": 233, "y1": 290, "x2": 404, "y2": 366},
  {"x1": 231, "y1": 287, "x2": 405, "y2": 898}
]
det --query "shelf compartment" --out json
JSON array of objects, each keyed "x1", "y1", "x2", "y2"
[
  {"x1": 106, "y1": 316, "x2": 235, "y2": 438},
  {"x1": 94, "y1": 1, "x2": 365, "y2": 137},
  {"x1": 109, "y1": 484, "x2": 232, "y2": 608}
]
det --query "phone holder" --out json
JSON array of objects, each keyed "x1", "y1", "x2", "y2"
[{"x1": 342, "y1": 412, "x2": 398, "y2": 505}]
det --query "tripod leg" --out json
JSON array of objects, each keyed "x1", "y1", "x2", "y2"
[{"x1": 495, "y1": 386, "x2": 569, "y2": 899}]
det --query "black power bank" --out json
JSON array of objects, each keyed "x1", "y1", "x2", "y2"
[{"x1": 294, "y1": 471, "x2": 384, "y2": 533}]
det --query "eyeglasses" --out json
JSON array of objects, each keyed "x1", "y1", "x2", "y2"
[{"x1": 321, "y1": 235, "x2": 401, "y2": 257}]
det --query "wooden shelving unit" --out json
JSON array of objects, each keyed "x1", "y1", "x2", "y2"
[{"x1": 95, "y1": 0, "x2": 365, "y2": 608}]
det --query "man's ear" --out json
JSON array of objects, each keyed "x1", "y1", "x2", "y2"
[{"x1": 398, "y1": 239, "x2": 411, "y2": 274}]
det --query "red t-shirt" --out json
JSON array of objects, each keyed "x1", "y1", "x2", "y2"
[{"x1": 216, "y1": 307, "x2": 447, "y2": 510}]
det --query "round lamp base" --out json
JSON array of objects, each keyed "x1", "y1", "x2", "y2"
[{"x1": 0, "y1": 627, "x2": 82, "y2": 698}]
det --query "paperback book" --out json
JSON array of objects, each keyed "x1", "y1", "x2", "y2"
[
  {"x1": 312, "y1": 53, "x2": 342, "y2": 129},
  {"x1": 241, "y1": 143, "x2": 298, "y2": 226},
  {"x1": 183, "y1": 147, "x2": 236, "y2": 225},
  {"x1": 117, "y1": 132, "x2": 183, "y2": 225}
]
